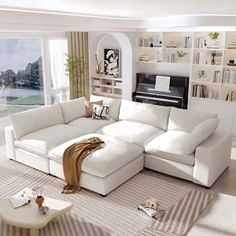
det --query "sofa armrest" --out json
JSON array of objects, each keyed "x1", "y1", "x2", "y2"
[
  {"x1": 5, "y1": 126, "x2": 16, "y2": 160},
  {"x1": 193, "y1": 130, "x2": 232, "y2": 187}
]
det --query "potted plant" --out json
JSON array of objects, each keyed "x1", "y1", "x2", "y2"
[
  {"x1": 177, "y1": 50, "x2": 187, "y2": 62},
  {"x1": 208, "y1": 32, "x2": 220, "y2": 47},
  {"x1": 64, "y1": 54, "x2": 88, "y2": 98},
  {"x1": 208, "y1": 32, "x2": 219, "y2": 41}
]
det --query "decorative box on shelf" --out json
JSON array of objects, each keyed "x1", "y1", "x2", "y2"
[{"x1": 94, "y1": 87, "x2": 101, "y2": 93}]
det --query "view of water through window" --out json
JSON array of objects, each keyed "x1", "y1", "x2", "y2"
[{"x1": 0, "y1": 39, "x2": 44, "y2": 118}]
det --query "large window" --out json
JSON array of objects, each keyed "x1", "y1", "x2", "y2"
[
  {"x1": 0, "y1": 34, "x2": 68, "y2": 118},
  {"x1": 0, "y1": 39, "x2": 44, "y2": 117}
]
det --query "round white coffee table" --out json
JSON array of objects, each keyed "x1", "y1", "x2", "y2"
[{"x1": 0, "y1": 188, "x2": 73, "y2": 236}]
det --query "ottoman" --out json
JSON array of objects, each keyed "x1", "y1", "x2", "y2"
[{"x1": 48, "y1": 134, "x2": 144, "y2": 195}]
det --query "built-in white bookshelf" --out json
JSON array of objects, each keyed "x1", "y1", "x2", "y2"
[
  {"x1": 191, "y1": 32, "x2": 236, "y2": 102},
  {"x1": 136, "y1": 31, "x2": 236, "y2": 102},
  {"x1": 137, "y1": 32, "x2": 192, "y2": 64},
  {"x1": 91, "y1": 75, "x2": 122, "y2": 98}
]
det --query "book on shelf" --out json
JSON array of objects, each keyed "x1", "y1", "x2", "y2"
[
  {"x1": 192, "y1": 84, "x2": 207, "y2": 98},
  {"x1": 197, "y1": 37, "x2": 206, "y2": 48},
  {"x1": 194, "y1": 53, "x2": 199, "y2": 64},
  {"x1": 194, "y1": 52, "x2": 208, "y2": 65},
  {"x1": 225, "y1": 91, "x2": 236, "y2": 101},
  {"x1": 223, "y1": 69, "x2": 236, "y2": 84},
  {"x1": 138, "y1": 203, "x2": 166, "y2": 219},
  {"x1": 213, "y1": 71, "x2": 221, "y2": 83}
]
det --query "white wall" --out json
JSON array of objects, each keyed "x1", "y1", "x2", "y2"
[{"x1": 137, "y1": 63, "x2": 190, "y2": 77}]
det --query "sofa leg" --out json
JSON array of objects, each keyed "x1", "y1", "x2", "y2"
[{"x1": 100, "y1": 194, "x2": 107, "y2": 197}]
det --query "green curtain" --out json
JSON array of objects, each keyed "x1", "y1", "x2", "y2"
[{"x1": 67, "y1": 32, "x2": 89, "y2": 99}]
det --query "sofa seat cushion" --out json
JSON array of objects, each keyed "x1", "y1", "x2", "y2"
[
  {"x1": 49, "y1": 134, "x2": 143, "y2": 178},
  {"x1": 145, "y1": 131, "x2": 195, "y2": 166},
  {"x1": 96, "y1": 120, "x2": 164, "y2": 147},
  {"x1": 68, "y1": 117, "x2": 115, "y2": 133},
  {"x1": 15, "y1": 124, "x2": 88, "y2": 157}
]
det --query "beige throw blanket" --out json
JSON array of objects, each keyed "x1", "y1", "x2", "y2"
[{"x1": 62, "y1": 137, "x2": 104, "y2": 194}]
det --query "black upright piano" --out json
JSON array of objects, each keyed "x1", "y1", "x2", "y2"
[{"x1": 133, "y1": 73, "x2": 189, "y2": 109}]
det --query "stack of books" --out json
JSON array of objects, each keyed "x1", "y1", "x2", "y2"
[
  {"x1": 227, "y1": 42, "x2": 236, "y2": 49},
  {"x1": 138, "y1": 203, "x2": 166, "y2": 219},
  {"x1": 139, "y1": 55, "x2": 155, "y2": 62},
  {"x1": 166, "y1": 41, "x2": 177, "y2": 48}
]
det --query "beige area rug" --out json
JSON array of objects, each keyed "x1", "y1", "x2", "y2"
[{"x1": 0, "y1": 159, "x2": 214, "y2": 236}]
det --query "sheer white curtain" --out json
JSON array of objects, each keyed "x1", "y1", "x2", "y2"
[{"x1": 48, "y1": 38, "x2": 69, "y2": 103}]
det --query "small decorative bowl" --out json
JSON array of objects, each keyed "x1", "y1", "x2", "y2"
[{"x1": 39, "y1": 206, "x2": 49, "y2": 215}]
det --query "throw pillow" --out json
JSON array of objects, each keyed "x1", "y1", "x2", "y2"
[
  {"x1": 92, "y1": 104, "x2": 110, "y2": 120},
  {"x1": 84, "y1": 99, "x2": 103, "y2": 117},
  {"x1": 184, "y1": 118, "x2": 219, "y2": 155},
  {"x1": 90, "y1": 95, "x2": 121, "y2": 120}
]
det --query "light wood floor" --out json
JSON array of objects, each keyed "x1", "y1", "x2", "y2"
[{"x1": 0, "y1": 144, "x2": 235, "y2": 235}]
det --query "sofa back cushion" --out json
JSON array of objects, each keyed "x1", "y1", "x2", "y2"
[
  {"x1": 10, "y1": 104, "x2": 64, "y2": 139},
  {"x1": 60, "y1": 97, "x2": 86, "y2": 123},
  {"x1": 184, "y1": 118, "x2": 219, "y2": 155},
  {"x1": 90, "y1": 95, "x2": 121, "y2": 120},
  {"x1": 168, "y1": 107, "x2": 217, "y2": 132},
  {"x1": 119, "y1": 100, "x2": 170, "y2": 130}
]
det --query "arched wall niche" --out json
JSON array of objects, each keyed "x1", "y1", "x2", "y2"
[{"x1": 90, "y1": 32, "x2": 133, "y2": 100}]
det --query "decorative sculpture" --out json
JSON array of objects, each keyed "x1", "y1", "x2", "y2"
[
  {"x1": 35, "y1": 195, "x2": 44, "y2": 208},
  {"x1": 95, "y1": 54, "x2": 103, "y2": 75}
]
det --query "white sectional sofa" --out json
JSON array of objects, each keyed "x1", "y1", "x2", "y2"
[{"x1": 5, "y1": 95, "x2": 232, "y2": 195}]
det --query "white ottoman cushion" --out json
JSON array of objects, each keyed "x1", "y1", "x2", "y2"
[{"x1": 49, "y1": 134, "x2": 143, "y2": 178}]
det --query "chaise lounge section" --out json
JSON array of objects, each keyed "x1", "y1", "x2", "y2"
[{"x1": 5, "y1": 95, "x2": 232, "y2": 195}]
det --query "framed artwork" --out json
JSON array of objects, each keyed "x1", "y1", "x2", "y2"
[{"x1": 104, "y1": 49, "x2": 120, "y2": 76}]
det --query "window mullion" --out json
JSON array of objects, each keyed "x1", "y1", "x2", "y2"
[{"x1": 41, "y1": 38, "x2": 51, "y2": 105}]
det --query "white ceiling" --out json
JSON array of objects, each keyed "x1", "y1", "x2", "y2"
[{"x1": 0, "y1": 0, "x2": 235, "y2": 18}]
